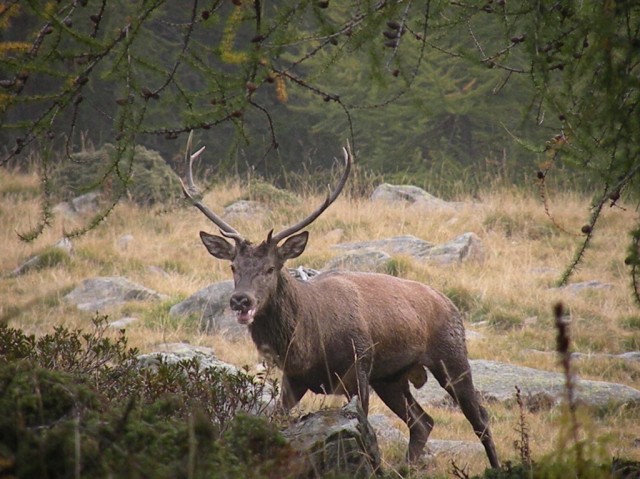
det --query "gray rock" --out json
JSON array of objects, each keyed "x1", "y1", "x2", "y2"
[
  {"x1": 283, "y1": 397, "x2": 381, "y2": 478},
  {"x1": 138, "y1": 342, "x2": 276, "y2": 415},
  {"x1": 117, "y1": 234, "x2": 134, "y2": 250},
  {"x1": 412, "y1": 360, "x2": 640, "y2": 410},
  {"x1": 295, "y1": 403, "x2": 485, "y2": 468},
  {"x1": 368, "y1": 414, "x2": 406, "y2": 447},
  {"x1": 71, "y1": 192, "x2": 102, "y2": 214},
  {"x1": 65, "y1": 276, "x2": 167, "y2": 311},
  {"x1": 169, "y1": 281, "x2": 247, "y2": 339},
  {"x1": 530, "y1": 267, "x2": 558, "y2": 275},
  {"x1": 10, "y1": 237, "x2": 73, "y2": 277},
  {"x1": 371, "y1": 184, "x2": 450, "y2": 207},
  {"x1": 54, "y1": 237, "x2": 73, "y2": 254},
  {"x1": 527, "y1": 349, "x2": 640, "y2": 363},
  {"x1": 171, "y1": 270, "x2": 321, "y2": 338},
  {"x1": 618, "y1": 352, "x2": 640, "y2": 362},
  {"x1": 367, "y1": 413, "x2": 489, "y2": 465},
  {"x1": 465, "y1": 329, "x2": 485, "y2": 341},
  {"x1": 137, "y1": 342, "x2": 236, "y2": 372},
  {"x1": 426, "y1": 439, "x2": 486, "y2": 464},
  {"x1": 10, "y1": 256, "x2": 44, "y2": 277},
  {"x1": 223, "y1": 200, "x2": 267, "y2": 221},
  {"x1": 559, "y1": 280, "x2": 614, "y2": 294},
  {"x1": 324, "y1": 250, "x2": 392, "y2": 272},
  {"x1": 427, "y1": 232, "x2": 484, "y2": 264},
  {"x1": 52, "y1": 201, "x2": 76, "y2": 218},
  {"x1": 334, "y1": 235, "x2": 434, "y2": 257},
  {"x1": 147, "y1": 265, "x2": 169, "y2": 276},
  {"x1": 109, "y1": 316, "x2": 139, "y2": 329},
  {"x1": 330, "y1": 233, "x2": 483, "y2": 267},
  {"x1": 54, "y1": 192, "x2": 102, "y2": 218}
]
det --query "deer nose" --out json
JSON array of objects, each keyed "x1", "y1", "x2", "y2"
[{"x1": 230, "y1": 292, "x2": 254, "y2": 312}]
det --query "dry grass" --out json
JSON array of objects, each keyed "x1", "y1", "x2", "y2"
[{"x1": 1, "y1": 167, "x2": 639, "y2": 477}]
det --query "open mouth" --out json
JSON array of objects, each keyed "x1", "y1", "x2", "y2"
[{"x1": 234, "y1": 308, "x2": 256, "y2": 325}]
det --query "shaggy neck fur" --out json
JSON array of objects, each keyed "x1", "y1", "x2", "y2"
[{"x1": 248, "y1": 271, "x2": 303, "y2": 367}]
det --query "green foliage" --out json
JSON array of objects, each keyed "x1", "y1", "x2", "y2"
[
  {"x1": 37, "y1": 245, "x2": 71, "y2": 268},
  {"x1": 140, "y1": 300, "x2": 192, "y2": 332},
  {"x1": 382, "y1": 256, "x2": 413, "y2": 277},
  {"x1": 443, "y1": 285, "x2": 482, "y2": 316},
  {"x1": 50, "y1": 144, "x2": 181, "y2": 206},
  {"x1": 620, "y1": 316, "x2": 640, "y2": 331},
  {"x1": 1, "y1": 2, "x2": 639, "y2": 292},
  {"x1": 244, "y1": 178, "x2": 300, "y2": 205},
  {"x1": 0, "y1": 316, "x2": 290, "y2": 478},
  {"x1": 485, "y1": 305, "x2": 523, "y2": 331}
]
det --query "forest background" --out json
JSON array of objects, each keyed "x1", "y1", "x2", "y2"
[{"x1": 2, "y1": 1, "x2": 639, "y2": 293}]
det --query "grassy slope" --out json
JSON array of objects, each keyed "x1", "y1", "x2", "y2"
[{"x1": 1, "y1": 167, "x2": 639, "y2": 477}]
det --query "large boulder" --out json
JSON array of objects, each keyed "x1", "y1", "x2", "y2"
[
  {"x1": 65, "y1": 276, "x2": 166, "y2": 311},
  {"x1": 171, "y1": 269, "x2": 319, "y2": 338},
  {"x1": 10, "y1": 238, "x2": 73, "y2": 277},
  {"x1": 557, "y1": 280, "x2": 615, "y2": 294},
  {"x1": 169, "y1": 281, "x2": 247, "y2": 339},
  {"x1": 136, "y1": 342, "x2": 237, "y2": 373},
  {"x1": 136, "y1": 343, "x2": 276, "y2": 414},
  {"x1": 427, "y1": 232, "x2": 484, "y2": 264},
  {"x1": 324, "y1": 250, "x2": 392, "y2": 272},
  {"x1": 372, "y1": 184, "x2": 451, "y2": 208},
  {"x1": 283, "y1": 397, "x2": 381, "y2": 478},
  {"x1": 333, "y1": 235, "x2": 434, "y2": 258},
  {"x1": 329, "y1": 233, "x2": 483, "y2": 269},
  {"x1": 53, "y1": 192, "x2": 102, "y2": 218},
  {"x1": 412, "y1": 360, "x2": 640, "y2": 410},
  {"x1": 368, "y1": 413, "x2": 486, "y2": 465},
  {"x1": 223, "y1": 200, "x2": 267, "y2": 222}
]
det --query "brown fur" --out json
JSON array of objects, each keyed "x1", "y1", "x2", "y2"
[{"x1": 199, "y1": 231, "x2": 500, "y2": 468}]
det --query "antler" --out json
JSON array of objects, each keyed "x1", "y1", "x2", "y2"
[
  {"x1": 179, "y1": 131, "x2": 244, "y2": 242},
  {"x1": 270, "y1": 142, "x2": 352, "y2": 245}
]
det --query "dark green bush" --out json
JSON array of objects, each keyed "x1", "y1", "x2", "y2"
[
  {"x1": 50, "y1": 144, "x2": 181, "y2": 206},
  {"x1": 244, "y1": 179, "x2": 300, "y2": 205},
  {"x1": 0, "y1": 317, "x2": 292, "y2": 478}
]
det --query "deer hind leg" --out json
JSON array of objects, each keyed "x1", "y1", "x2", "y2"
[
  {"x1": 372, "y1": 377, "x2": 434, "y2": 463},
  {"x1": 428, "y1": 359, "x2": 500, "y2": 469}
]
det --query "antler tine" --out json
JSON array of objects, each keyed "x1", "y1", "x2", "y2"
[
  {"x1": 180, "y1": 131, "x2": 243, "y2": 241},
  {"x1": 271, "y1": 142, "x2": 352, "y2": 244}
]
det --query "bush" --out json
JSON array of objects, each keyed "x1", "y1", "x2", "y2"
[
  {"x1": 50, "y1": 144, "x2": 182, "y2": 206},
  {"x1": 0, "y1": 317, "x2": 292, "y2": 478},
  {"x1": 244, "y1": 179, "x2": 300, "y2": 205}
]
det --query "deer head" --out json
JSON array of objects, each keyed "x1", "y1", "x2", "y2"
[{"x1": 180, "y1": 132, "x2": 352, "y2": 325}]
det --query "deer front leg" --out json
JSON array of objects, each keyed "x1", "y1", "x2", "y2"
[
  {"x1": 279, "y1": 375, "x2": 307, "y2": 412},
  {"x1": 340, "y1": 351, "x2": 372, "y2": 414},
  {"x1": 356, "y1": 364, "x2": 371, "y2": 414}
]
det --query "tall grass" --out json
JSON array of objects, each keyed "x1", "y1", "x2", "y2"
[{"x1": 1, "y1": 167, "x2": 639, "y2": 477}]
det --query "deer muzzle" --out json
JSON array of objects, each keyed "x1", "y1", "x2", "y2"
[{"x1": 229, "y1": 292, "x2": 257, "y2": 325}]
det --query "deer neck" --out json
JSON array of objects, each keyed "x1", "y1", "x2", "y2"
[{"x1": 249, "y1": 271, "x2": 304, "y2": 367}]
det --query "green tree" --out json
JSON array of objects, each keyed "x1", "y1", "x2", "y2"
[{"x1": 1, "y1": 1, "x2": 639, "y2": 299}]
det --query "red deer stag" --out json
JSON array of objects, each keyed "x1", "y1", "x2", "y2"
[{"x1": 179, "y1": 134, "x2": 499, "y2": 468}]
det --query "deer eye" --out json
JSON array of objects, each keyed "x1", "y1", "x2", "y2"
[{"x1": 265, "y1": 266, "x2": 275, "y2": 275}]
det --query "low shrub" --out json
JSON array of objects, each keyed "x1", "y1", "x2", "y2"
[
  {"x1": 0, "y1": 317, "x2": 291, "y2": 478},
  {"x1": 50, "y1": 144, "x2": 181, "y2": 206}
]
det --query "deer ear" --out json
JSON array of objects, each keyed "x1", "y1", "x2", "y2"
[
  {"x1": 278, "y1": 231, "x2": 309, "y2": 260},
  {"x1": 200, "y1": 231, "x2": 235, "y2": 260}
]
